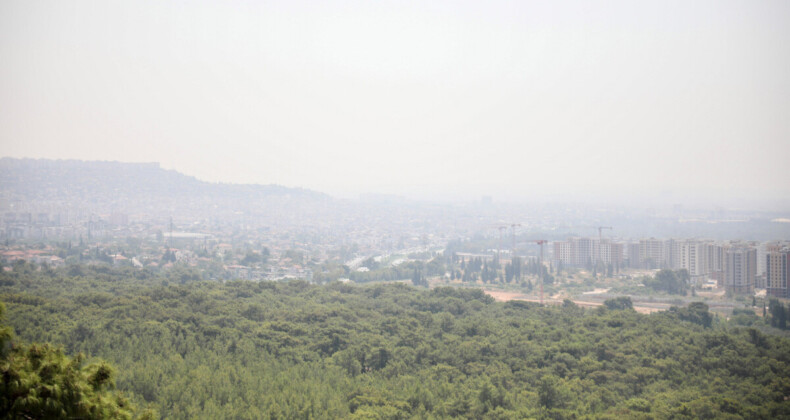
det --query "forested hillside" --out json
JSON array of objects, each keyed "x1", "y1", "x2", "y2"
[{"x1": 2, "y1": 264, "x2": 790, "y2": 419}]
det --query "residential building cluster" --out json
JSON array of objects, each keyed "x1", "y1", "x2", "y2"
[
  {"x1": 553, "y1": 237, "x2": 789, "y2": 296},
  {"x1": 2, "y1": 159, "x2": 789, "y2": 291},
  {"x1": 0, "y1": 247, "x2": 64, "y2": 268}
]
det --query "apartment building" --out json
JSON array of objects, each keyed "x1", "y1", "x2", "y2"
[
  {"x1": 599, "y1": 241, "x2": 624, "y2": 267},
  {"x1": 766, "y1": 243, "x2": 789, "y2": 298},
  {"x1": 725, "y1": 247, "x2": 756, "y2": 295},
  {"x1": 626, "y1": 242, "x2": 641, "y2": 268},
  {"x1": 639, "y1": 238, "x2": 666, "y2": 269},
  {"x1": 553, "y1": 237, "x2": 623, "y2": 268},
  {"x1": 553, "y1": 241, "x2": 572, "y2": 266}
]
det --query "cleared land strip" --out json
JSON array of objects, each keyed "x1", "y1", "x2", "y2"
[{"x1": 483, "y1": 289, "x2": 670, "y2": 314}]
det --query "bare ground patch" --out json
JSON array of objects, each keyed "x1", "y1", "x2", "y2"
[{"x1": 484, "y1": 289, "x2": 668, "y2": 314}]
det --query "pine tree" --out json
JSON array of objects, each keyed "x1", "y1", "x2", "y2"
[{"x1": 0, "y1": 303, "x2": 152, "y2": 419}]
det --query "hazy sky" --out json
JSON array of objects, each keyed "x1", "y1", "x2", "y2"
[{"x1": 1, "y1": 0, "x2": 788, "y2": 202}]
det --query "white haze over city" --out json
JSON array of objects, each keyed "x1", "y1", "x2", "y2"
[{"x1": 1, "y1": 0, "x2": 788, "y2": 208}]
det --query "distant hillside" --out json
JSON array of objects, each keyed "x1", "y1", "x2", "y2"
[{"x1": 0, "y1": 158, "x2": 330, "y2": 218}]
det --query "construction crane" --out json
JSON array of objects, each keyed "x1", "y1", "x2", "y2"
[
  {"x1": 488, "y1": 223, "x2": 510, "y2": 262},
  {"x1": 597, "y1": 226, "x2": 613, "y2": 243},
  {"x1": 510, "y1": 223, "x2": 521, "y2": 255},
  {"x1": 168, "y1": 217, "x2": 174, "y2": 249},
  {"x1": 497, "y1": 225, "x2": 507, "y2": 261},
  {"x1": 565, "y1": 225, "x2": 614, "y2": 268},
  {"x1": 533, "y1": 240, "x2": 548, "y2": 305},
  {"x1": 564, "y1": 225, "x2": 613, "y2": 241},
  {"x1": 596, "y1": 226, "x2": 613, "y2": 269}
]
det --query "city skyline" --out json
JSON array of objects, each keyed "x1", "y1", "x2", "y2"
[{"x1": 3, "y1": 3, "x2": 790, "y2": 417}]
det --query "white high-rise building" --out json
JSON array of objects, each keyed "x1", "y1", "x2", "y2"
[
  {"x1": 725, "y1": 247, "x2": 756, "y2": 295},
  {"x1": 639, "y1": 238, "x2": 665, "y2": 269},
  {"x1": 766, "y1": 243, "x2": 789, "y2": 298}
]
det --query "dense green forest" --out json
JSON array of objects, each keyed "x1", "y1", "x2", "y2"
[
  {"x1": 2, "y1": 263, "x2": 790, "y2": 419},
  {"x1": 0, "y1": 301, "x2": 156, "y2": 419}
]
